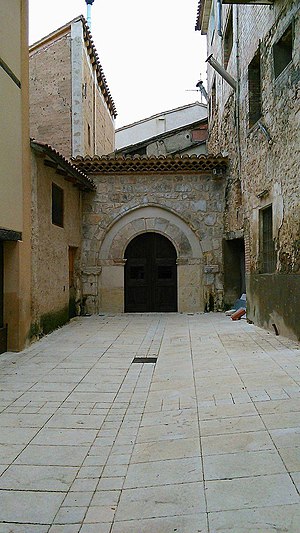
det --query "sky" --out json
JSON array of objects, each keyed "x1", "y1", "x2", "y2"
[{"x1": 29, "y1": 0, "x2": 208, "y2": 128}]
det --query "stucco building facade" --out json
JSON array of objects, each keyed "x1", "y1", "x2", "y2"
[
  {"x1": 116, "y1": 102, "x2": 207, "y2": 151},
  {"x1": 0, "y1": 0, "x2": 31, "y2": 352},
  {"x1": 26, "y1": 16, "x2": 117, "y2": 343},
  {"x1": 30, "y1": 141, "x2": 95, "y2": 339},
  {"x1": 115, "y1": 104, "x2": 208, "y2": 157},
  {"x1": 196, "y1": 0, "x2": 300, "y2": 340}
]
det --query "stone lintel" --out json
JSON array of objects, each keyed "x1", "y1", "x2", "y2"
[
  {"x1": 224, "y1": 229, "x2": 244, "y2": 240},
  {"x1": 177, "y1": 257, "x2": 202, "y2": 265},
  {"x1": 82, "y1": 267, "x2": 102, "y2": 275},
  {"x1": 204, "y1": 264, "x2": 219, "y2": 274},
  {"x1": 98, "y1": 259, "x2": 126, "y2": 266},
  {"x1": 0, "y1": 228, "x2": 22, "y2": 241}
]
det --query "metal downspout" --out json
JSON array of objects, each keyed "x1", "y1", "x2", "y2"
[
  {"x1": 235, "y1": 5, "x2": 242, "y2": 183},
  {"x1": 217, "y1": 0, "x2": 223, "y2": 37},
  {"x1": 206, "y1": 54, "x2": 237, "y2": 90},
  {"x1": 196, "y1": 79, "x2": 208, "y2": 101}
]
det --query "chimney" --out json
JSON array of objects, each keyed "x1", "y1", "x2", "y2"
[{"x1": 85, "y1": 0, "x2": 95, "y2": 28}]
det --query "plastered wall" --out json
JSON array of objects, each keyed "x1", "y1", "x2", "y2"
[{"x1": 31, "y1": 153, "x2": 82, "y2": 334}]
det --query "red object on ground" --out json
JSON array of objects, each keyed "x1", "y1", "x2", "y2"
[{"x1": 231, "y1": 308, "x2": 246, "y2": 321}]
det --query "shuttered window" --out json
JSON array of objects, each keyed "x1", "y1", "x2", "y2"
[
  {"x1": 260, "y1": 205, "x2": 276, "y2": 273},
  {"x1": 52, "y1": 183, "x2": 64, "y2": 227}
]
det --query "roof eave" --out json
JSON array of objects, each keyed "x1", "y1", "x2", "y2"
[
  {"x1": 72, "y1": 154, "x2": 228, "y2": 176},
  {"x1": 195, "y1": 0, "x2": 212, "y2": 34},
  {"x1": 81, "y1": 18, "x2": 117, "y2": 119},
  {"x1": 31, "y1": 140, "x2": 96, "y2": 191}
]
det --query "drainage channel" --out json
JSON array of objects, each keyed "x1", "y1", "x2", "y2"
[{"x1": 132, "y1": 357, "x2": 158, "y2": 363}]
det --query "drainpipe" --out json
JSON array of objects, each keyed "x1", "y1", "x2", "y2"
[
  {"x1": 217, "y1": 0, "x2": 223, "y2": 37},
  {"x1": 196, "y1": 79, "x2": 208, "y2": 101},
  {"x1": 85, "y1": 0, "x2": 95, "y2": 28},
  {"x1": 257, "y1": 121, "x2": 273, "y2": 145},
  {"x1": 235, "y1": 5, "x2": 242, "y2": 180},
  {"x1": 206, "y1": 54, "x2": 237, "y2": 90}
]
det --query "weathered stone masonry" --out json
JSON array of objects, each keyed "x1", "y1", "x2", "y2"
[
  {"x1": 75, "y1": 154, "x2": 228, "y2": 314},
  {"x1": 197, "y1": 0, "x2": 300, "y2": 340}
]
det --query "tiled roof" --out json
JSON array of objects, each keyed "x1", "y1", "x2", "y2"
[
  {"x1": 195, "y1": 0, "x2": 203, "y2": 31},
  {"x1": 72, "y1": 153, "x2": 228, "y2": 175},
  {"x1": 81, "y1": 17, "x2": 117, "y2": 118},
  {"x1": 31, "y1": 140, "x2": 96, "y2": 191}
]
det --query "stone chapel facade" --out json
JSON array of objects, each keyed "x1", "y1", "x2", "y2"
[{"x1": 74, "y1": 154, "x2": 227, "y2": 314}]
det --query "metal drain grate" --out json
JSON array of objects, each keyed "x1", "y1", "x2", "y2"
[{"x1": 132, "y1": 357, "x2": 157, "y2": 364}]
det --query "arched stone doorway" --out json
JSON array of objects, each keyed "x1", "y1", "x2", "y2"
[
  {"x1": 124, "y1": 233, "x2": 177, "y2": 312},
  {"x1": 83, "y1": 205, "x2": 205, "y2": 313}
]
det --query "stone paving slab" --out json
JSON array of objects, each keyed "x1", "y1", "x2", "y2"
[{"x1": 0, "y1": 313, "x2": 300, "y2": 532}]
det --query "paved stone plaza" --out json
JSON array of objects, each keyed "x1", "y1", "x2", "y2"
[{"x1": 0, "y1": 313, "x2": 300, "y2": 532}]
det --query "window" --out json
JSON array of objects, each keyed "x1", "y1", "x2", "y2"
[
  {"x1": 88, "y1": 124, "x2": 91, "y2": 147},
  {"x1": 224, "y1": 9, "x2": 233, "y2": 69},
  {"x1": 260, "y1": 205, "x2": 276, "y2": 273},
  {"x1": 210, "y1": 78, "x2": 216, "y2": 121},
  {"x1": 273, "y1": 23, "x2": 293, "y2": 79},
  {"x1": 52, "y1": 183, "x2": 64, "y2": 227},
  {"x1": 248, "y1": 49, "x2": 262, "y2": 128}
]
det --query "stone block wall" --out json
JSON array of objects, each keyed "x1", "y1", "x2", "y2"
[
  {"x1": 81, "y1": 170, "x2": 226, "y2": 314},
  {"x1": 204, "y1": 0, "x2": 300, "y2": 339}
]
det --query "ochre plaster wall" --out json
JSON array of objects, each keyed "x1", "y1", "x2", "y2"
[
  {"x1": 1, "y1": 0, "x2": 31, "y2": 351},
  {"x1": 0, "y1": 0, "x2": 23, "y2": 232}
]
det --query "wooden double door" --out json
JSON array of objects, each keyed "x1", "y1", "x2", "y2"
[{"x1": 125, "y1": 233, "x2": 177, "y2": 312}]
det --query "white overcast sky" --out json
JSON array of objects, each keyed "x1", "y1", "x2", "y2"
[{"x1": 29, "y1": 0, "x2": 207, "y2": 128}]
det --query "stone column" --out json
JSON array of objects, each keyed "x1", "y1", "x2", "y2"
[
  {"x1": 81, "y1": 266, "x2": 102, "y2": 314},
  {"x1": 177, "y1": 258, "x2": 204, "y2": 312},
  {"x1": 100, "y1": 259, "x2": 126, "y2": 313}
]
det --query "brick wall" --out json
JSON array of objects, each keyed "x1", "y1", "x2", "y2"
[
  {"x1": 29, "y1": 34, "x2": 72, "y2": 158},
  {"x1": 30, "y1": 21, "x2": 115, "y2": 160}
]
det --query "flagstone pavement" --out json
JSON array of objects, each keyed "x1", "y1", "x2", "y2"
[{"x1": 0, "y1": 313, "x2": 300, "y2": 532}]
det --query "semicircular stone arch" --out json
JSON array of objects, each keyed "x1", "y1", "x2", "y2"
[
  {"x1": 95, "y1": 206, "x2": 204, "y2": 314},
  {"x1": 98, "y1": 205, "x2": 203, "y2": 262}
]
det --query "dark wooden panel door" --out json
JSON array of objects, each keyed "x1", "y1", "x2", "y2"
[{"x1": 125, "y1": 233, "x2": 177, "y2": 312}]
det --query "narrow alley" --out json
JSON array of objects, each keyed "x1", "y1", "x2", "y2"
[{"x1": 0, "y1": 313, "x2": 300, "y2": 532}]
